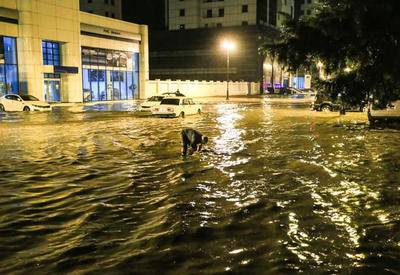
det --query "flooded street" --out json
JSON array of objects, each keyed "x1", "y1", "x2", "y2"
[{"x1": 0, "y1": 98, "x2": 399, "y2": 273}]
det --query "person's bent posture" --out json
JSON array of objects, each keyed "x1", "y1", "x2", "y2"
[{"x1": 181, "y1": 128, "x2": 208, "y2": 156}]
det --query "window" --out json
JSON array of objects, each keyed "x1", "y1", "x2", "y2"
[
  {"x1": 242, "y1": 5, "x2": 248, "y2": 13},
  {"x1": 42, "y1": 41, "x2": 60, "y2": 66},
  {"x1": 216, "y1": 23, "x2": 222, "y2": 27},
  {"x1": 0, "y1": 37, "x2": 18, "y2": 96},
  {"x1": 204, "y1": 23, "x2": 208, "y2": 28},
  {"x1": 242, "y1": 21, "x2": 248, "y2": 26},
  {"x1": 88, "y1": 0, "x2": 92, "y2": 3},
  {"x1": 307, "y1": 9, "x2": 312, "y2": 15},
  {"x1": 81, "y1": 47, "x2": 138, "y2": 102},
  {"x1": 104, "y1": 0, "x2": 108, "y2": 4},
  {"x1": 179, "y1": 9, "x2": 185, "y2": 16},
  {"x1": 179, "y1": 24, "x2": 185, "y2": 29},
  {"x1": 218, "y1": 8, "x2": 224, "y2": 17},
  {"x1": 105, "y1": 11, "x2": 109, "y2": 17},
  {"x1": 206, "y1": 9, "x2": 212, "y2": 18},
  {"x1": 111, "y1": 0, "x2": 115, "y2": 5},
  {"x1": 112, "y1": 13, "x2": 115, "y2": 18}
]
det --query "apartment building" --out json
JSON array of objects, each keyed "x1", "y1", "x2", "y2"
[
  {"x1": 167, "y1": 0, "x2": 294, "y2": 30},
  {"x1": 150, "y1": 0, "x2": 294, "y2": 84},
  {"x1": 80, "y1": 0, "x2": 122, "y2": 19}
]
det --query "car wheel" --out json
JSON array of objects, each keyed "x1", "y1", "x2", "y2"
[
  {"x1": 0, "y1": 104, "x2": 4, "y2": 112},
  {"x1": 23, "y1": 106, "x2": 30, "y2": 112},
  {"x1": 321, "y1": 104, "x2": 332, "y2": 112},
  {"x1": 180, "y1": 112, "x2": 185, "y2": 118}
]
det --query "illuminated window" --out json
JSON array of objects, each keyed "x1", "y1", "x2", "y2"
[
  {"x1": 42, "y1": 41, "x2": 60, "y2": 66},
  {"x1": 0, "y1": 36, "x2": 18, "y2": 96}
]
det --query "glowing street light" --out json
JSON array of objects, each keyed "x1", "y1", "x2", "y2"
[{"x1": 221, "y1": 39, "x2": 236, "y2": 100}]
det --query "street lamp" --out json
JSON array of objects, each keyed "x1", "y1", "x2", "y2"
[{"x1": 221, "y1": 39, "x2": 235, "y2": 100}]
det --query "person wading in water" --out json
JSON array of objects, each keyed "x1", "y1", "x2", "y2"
[{"x1": 181, "y1": 128, "x2": 208, "y2": 156}]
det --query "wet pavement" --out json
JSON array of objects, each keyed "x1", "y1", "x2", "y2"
[{"x1": 0, "y1": 98, "x2": 399, "y2": 273}]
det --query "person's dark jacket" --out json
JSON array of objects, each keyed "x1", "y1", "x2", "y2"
[{"x1": 181, "y1": 128, "x2": 204, "y2": 156}]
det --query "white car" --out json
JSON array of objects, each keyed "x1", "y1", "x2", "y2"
[
  {"x1": 139, "y1": 92, "x2": 186, "y2": 112},
  {"x1": 139, "y1": 96, "x2": 165, "y2": 112},
  {"x1": 0, "y1": 94, "x2": 52, "y2": 112},
  {"x1": 151, "y1": 97, "x2": 202, "y2": 118},
  {"x1": 368, "y1": 100, "x2": 400, "y2": 124}
]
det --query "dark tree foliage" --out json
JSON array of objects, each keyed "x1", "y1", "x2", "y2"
[{"x1": 261, "y1": 0, "x2": 400, "y2": 104}]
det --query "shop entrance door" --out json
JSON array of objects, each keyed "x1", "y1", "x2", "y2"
[{"x1": 44, "y1": 80, "x2": 61, "y2": 102}]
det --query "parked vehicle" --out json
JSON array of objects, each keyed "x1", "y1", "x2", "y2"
[
  {"x1": 368, "y1": 100, "x2": 400, "y2": 124},
  {"x1": 139, "y1": 92, "x2": 186, "y2": 112},
  {"x1": 266, "y1": 87, "x2": 302, "y2": 95},
  {"x1": 0, "y1": 94, "x2": 52, "y2": 112},
  {"x1": 139, "y1": 96, "x2": 165, "y2": 111},
  {"x1": 151, "y1": 97, "x2": 202, "y2": 118},
  {"x1": 312, "y1": 92, "x2": 366, "y2": 112}
]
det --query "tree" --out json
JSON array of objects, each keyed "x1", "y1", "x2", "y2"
[{"x1": 260, "y1": 0, "x2": 400, "y2": 105}]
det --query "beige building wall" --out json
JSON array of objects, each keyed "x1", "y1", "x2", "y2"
[
  {"x1": 14, "y1": 0, "x2": 82, "y2": 102},
  {"x1": 0, "y1": 0, "x2": 149, "y2": 102}
]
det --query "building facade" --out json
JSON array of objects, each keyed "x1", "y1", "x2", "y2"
[
  {"x1": 166, "y1": 0, "x2": 294, "y2": 30},
  {"x1": 79, "y1": 0, "x2": 122, "y2": 19},
  {"x1": 0, "y1": 0, "x2": 149, "y2": 103},
  {"x1": 150, "y1": 0, "x2": 293, "y2": 85}
]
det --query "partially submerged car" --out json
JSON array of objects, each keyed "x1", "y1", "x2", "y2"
[
  {"x1": 139, "y1": 96, "x2": 165, "y2": 111},
  {"x1": 368, "y1": 100, "x2": 400, "y2": 124},
  {"x1": 151, "y1": 97, "x2": 202, "y2": 118},
  {"x1": 139, "y1": 91, "x2": 186, "y2": 112},
  {"x1": 312, "y1": 92, "x2": 366, "y2": 112},
  {"x1": 0, "y1": 94, "x2": 52, "y2": 112}
]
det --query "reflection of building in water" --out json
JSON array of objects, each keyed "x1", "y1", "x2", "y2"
[{"x1": 0, "y1": 0, "x2": 149, "y2": 103}]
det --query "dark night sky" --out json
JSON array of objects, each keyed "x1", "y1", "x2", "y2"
[{"x1": 122, "y1": 0, "x2": 166, "y2": 30}]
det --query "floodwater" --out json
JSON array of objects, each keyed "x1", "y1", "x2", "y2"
[{"x1": 0, "y1": 98, "x2": 399, "y2": 274}]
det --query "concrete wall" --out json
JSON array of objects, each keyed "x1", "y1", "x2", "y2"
[{"x1": 147, "y1": 79, "x2": 259, "y2": 98}]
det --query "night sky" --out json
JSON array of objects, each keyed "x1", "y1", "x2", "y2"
[{"x1": 122, "y1": 0, "x2": 166, "y2": 30}]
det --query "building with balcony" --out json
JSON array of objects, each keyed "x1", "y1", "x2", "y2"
[{"x1": 0, "y1": 0, "x2": 149, "y2": 103}]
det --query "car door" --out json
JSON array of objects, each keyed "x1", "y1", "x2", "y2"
[
  {"x1": 181, "y1": 98, "x2": 189, "y2": 114},
  {"x1": 188, "y1": 98, "x2": 196, "y2": 114},
  {"x1": 3, "y1": 95, "x2": 23, "y2": 111}
]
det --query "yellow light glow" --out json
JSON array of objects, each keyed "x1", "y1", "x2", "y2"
[
  {"x1": 344, "y1": 67, "x2": 352, "y2": 73},
  {"x1": 317, "y1": 61, "x2": 323, "y2": 68},
  {"x1": 263, "y1": 63, "x2": 273, "y2": 70},
  {"x1": 221, "y1": 39, "x2": 235, "y2": 51}
]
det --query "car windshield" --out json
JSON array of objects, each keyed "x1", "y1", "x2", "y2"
[
  {"x1": 148, "y1": 96, "x2": 164, "y2": 102},
  {"x1": 160, "y1": 98, "x2": 180, "y2": 105},
  {"x1": 20, "y1": 95, "x2": 39, "y2": 101}
]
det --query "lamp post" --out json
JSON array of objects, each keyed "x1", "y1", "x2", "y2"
[{"x1": 221, "y1": 40, "x2": 235, "y2": 100}]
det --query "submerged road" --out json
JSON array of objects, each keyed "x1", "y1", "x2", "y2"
[{"x1": 0, "y1": 98, "x2": 399, "y2": 273}]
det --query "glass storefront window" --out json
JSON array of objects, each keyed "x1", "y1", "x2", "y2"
[
  {"x1": 81, "y1": 46, "x2": 139, "y2": 102},
  {"x1": 0, "y1": 37, "x2": 18, "y2": 96}
]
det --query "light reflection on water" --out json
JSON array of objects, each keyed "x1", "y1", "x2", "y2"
[{"x1": 0, "y1": 101, "x2": 400, "y2": 273}]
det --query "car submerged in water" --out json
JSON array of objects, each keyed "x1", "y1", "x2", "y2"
[
  {"x1": 311, "y1": 92, "x2": 366, "y2": 112},
  {"x1": 151, "y1": 97, "x2": 202, "y2": 118},
  {"x1": 368, "y1": 99, "x2": 400, "y2": 124},
  {"x1": 139, "y1": 91, "x2": 186, "y2": 112},
  {"x1": 0, "y1": 94, "x2": 52, "y2": 112}
]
